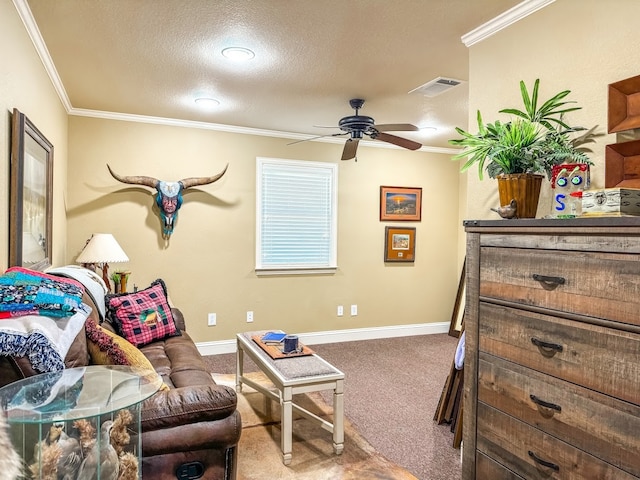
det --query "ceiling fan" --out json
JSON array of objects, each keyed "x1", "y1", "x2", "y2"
[{"x1": 292, "y1": 99, "x2": 423, "y2": 160}]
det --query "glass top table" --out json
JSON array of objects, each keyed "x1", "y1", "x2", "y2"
[{"x1": 0, "y1": 365, "x2": 162, "y2": 424}]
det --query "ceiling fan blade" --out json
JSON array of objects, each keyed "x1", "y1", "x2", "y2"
[
  {"x1": 341, "y1": 138, "x2": 359, "y2": 160},
  {"x1": 373, "y1": 132, "x2": 422, "y2": 150},
  {"x1": 374, "y1": 123, "x2": 419, "y2": 132},
  {"x1": 287, "y1": 132, "x2": 345, "y2": 146}
]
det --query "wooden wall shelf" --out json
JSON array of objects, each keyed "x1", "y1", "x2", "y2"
[
  {"x1": 608, "y1": 74, "x2": 640, "y2": 133},
  {"x1": 605, "y1": 139, "x2": 640, "y2": 188}
]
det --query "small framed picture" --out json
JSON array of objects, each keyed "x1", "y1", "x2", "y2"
[
  {"x1": 384, "y1": 226, "x2": 416, "y2": 262},
  {"x1": 380, "y1": 186, "x2": 422, "y2": 221}
]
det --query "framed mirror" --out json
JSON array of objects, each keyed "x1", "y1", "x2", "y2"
[
  {"x1": 448, "y1": 259, "x2": 465, "y2": 338},
  {"x1": 9, "y1": 108, "x2": 54, "y2": 271}
]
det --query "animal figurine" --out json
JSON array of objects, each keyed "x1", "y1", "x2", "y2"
[
  {"x1": 76, "y1": 420, "x2": 119, "y2": 480},
  {"x1": 33, "y1": 420, "x2": 82, "y2": 480},
  {"x1": 491, "y1": 198, "x2": 518, "y2": 219},
  {"x1": 107, "y1": 163, "x2": 228, "y2": 238}
]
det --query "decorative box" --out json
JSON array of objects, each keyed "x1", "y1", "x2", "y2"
[
  {"x1": 581, "y1": 188, "x2": 640, "y2": 216},
  {"x1": 550, "y1": 164, "x2": 590, "y2": 218}
]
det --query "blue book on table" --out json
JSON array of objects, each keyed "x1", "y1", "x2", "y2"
[{"x1": 261, "y1": 332, "x2": 286, "y2": 343}]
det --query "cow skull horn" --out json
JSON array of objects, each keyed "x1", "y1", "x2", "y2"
[
  {"x1": 179, "y1": 163, "x2": 229, "y2": 189},
  {"x1": 107, "y1": 164, "x2": 159, "y2": 188},
  {"x1": 107, "y1": 163, "x2": 229, "y2": 238}
]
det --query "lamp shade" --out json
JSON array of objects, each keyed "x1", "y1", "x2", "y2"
[{"x1": 76, "y1": 233, "x2": 129, "y2": 264}]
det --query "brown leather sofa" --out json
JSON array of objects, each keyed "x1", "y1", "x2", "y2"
[{"x1": 0, "y1": 290, "x2": 241, "y2": 480}]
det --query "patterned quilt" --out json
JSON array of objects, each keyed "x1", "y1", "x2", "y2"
[
  {"x1": 0, "y1": 267, "x2": 90, "y2": 373},
  {"x1": 0, "y1": 267, "x2": 84, "y2": 318}
]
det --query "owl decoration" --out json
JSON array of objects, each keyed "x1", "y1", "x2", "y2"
[{"x1": 551, "y1": 164, "x2": 590, "y2": 218}]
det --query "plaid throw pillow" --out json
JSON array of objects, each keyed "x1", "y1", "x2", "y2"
[{"x1": 106, "y1": 279, "x2": 180, "y2": 347}]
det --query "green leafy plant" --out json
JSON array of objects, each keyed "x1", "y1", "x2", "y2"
[
  {"x1": 450, "y1": 79, "x2": 595, "y2": 180},
  {"x1": 499, "y1": 78, "x2": 581, "y2": 130}
]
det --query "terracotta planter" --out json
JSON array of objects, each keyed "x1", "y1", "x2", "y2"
[{"x1": 496, "y1": 173, "x2": 544, "y2": 218}]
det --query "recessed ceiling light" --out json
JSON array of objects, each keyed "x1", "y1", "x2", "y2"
[
  {"x1": 221, "y1": 47, "x2": 255, "y2": 61},
  {"x1": 195, "y1": 97, "x2": 220, "y2": 108}
]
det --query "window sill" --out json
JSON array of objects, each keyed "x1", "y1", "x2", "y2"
[{"x1": 255, "y1": 267, "x2": 337, "y2": 276}]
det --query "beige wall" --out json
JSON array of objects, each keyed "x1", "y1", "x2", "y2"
[
  {"x1": 67, "y1": 117, "x2": 461, "y2": 342},
  {"x1": 9, "y1": 0, "x2": 634, "y2": 344},
  {"x1": 2, "y1": 0, "x2": 462, "y2": 344},
  {"x1": 0, "y1": 0, "x2": 68, "y2": 271},
  {"x1": 463, "y1": 0, "x2": 640, "y2": 221}
]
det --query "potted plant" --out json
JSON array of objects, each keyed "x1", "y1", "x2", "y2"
[
  {"x1": 110, "y1": 271, "x2": 122, "y2": 293},
  {"x1": 450, "y1": 79, "x2": 592, "y2": 218}
]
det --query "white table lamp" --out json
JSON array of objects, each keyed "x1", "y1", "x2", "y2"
[{"x1": 76, "y1": 233, "x2": 129, "y2": 292}]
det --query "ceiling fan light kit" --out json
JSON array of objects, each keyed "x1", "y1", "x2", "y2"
[{"x1": 295, "y1": 98, "x2": 423, "y2": 161}]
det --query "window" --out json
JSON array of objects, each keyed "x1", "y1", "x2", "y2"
[{"x1": 256, "y1": 157, "x2": 338, "y2": 274}]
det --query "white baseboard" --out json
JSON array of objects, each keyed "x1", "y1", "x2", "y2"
[{"x1": 196, "y1": 322, "x2": 450, "y2": 356}]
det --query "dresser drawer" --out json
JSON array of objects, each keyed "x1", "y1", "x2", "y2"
[
  {"x1": 477, "y1": 452, "x2": 525, "y2": 480},
  {"x1": 479, "y1": 302, "x2": 640, "y2": 404},
  {"x1": 479, "y1": 246, "x2": 640, "y2": 327},
  {"x1": 477, "y1": 403, "x2": 638, "y2": 480},
  {"x1": 478, "y1": 353, "x2": 640, "y2": 477}
]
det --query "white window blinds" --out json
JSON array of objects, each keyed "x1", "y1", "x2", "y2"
[{"x1": 256, "y1": 157, "x2": 338, "y2": 273}]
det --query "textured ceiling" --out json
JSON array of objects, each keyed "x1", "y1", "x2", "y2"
[{"x1": 24, "y1": 0, "x2": 521, "y2": 153}]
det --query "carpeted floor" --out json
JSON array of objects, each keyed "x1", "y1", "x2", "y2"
[
  {"x1": 215, "y1": 371, "x2": 418, "y2": 479},
  {"x1": 204, "y1": 333, "x2": 462, "y2": 480}
]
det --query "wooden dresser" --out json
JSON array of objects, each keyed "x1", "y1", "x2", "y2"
[{"x1": 462, "y1": 218, "x2": 640, "y2": 480}]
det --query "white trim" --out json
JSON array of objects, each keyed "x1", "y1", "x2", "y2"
[
  {"x1": 71, "y1": 108, "x2": 460, "y2": 154},
  {"x1": 461, "y1": 0, "x2": 556, "y2": 47},
  {"x1": 196, "y1": 322, "x2": 450, "y2": 356},
  {"x1": 12, "y1": 0, "x2": 72, "y2": 111},
  {"x1": 255, "y1": 268, "x2": 337, "y2": 276}
]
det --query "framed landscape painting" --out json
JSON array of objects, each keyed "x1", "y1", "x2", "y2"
[
  {"x1": 380, "y1": 186, "x2": 422, "y2": 221},
  {"x1": 384, "y1": 226, "x2": 416, "y2": 262}
]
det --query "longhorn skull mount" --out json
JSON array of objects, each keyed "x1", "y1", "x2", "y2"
[{"x1": 107, "y1": 163, "x2": 228, "y2": 237}]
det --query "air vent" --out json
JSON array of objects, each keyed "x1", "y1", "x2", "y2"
[{"x1": 409, "y1": 77, "x2": 464, "y2": 97}]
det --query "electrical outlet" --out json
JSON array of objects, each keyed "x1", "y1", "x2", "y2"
[
  {"x1": 246, "y1": 311, "x2": 254, "y2": 323},
  {"x1": 350, "y1": 304, "x2": 358, "y2": 316},
  {"x1": 337, "y1": 305, "x2": 344, "y2": 316},
  {"x1": 207, "y1": 313, "x2": 216, "y2": 326}
]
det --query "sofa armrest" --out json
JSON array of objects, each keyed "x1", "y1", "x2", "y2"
[
  {"x1": 141, "y1": 383, "x2": 237, "y2": 431},
  {"x1": 171, "y1": 307, "x2": 186, "y2": 331}
]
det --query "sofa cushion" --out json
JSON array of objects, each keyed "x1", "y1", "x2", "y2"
[
  {"x1": 106, "y1": 279, "x2": 180, "y2": 347},
  {"x1": 85, "y1": 317, "x2": 170, "y2": 391}
]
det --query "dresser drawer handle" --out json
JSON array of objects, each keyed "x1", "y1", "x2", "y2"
[
  {"x1": 528, "y1": 450, "x2": 560, "y2": 472},
  {"x1": 531, "y1": 337, "x2": 563, "y2": 357},
  {"x1": 532, "y1": 273, "x2": 565, "y2": 289},
  {"x1": 530, "y1": 394, "x2": 562, "y2": 416}
]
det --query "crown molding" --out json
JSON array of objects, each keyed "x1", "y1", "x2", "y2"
[
  {"x1": 70, "y1": 108, "x2": 459, "y2": 154},
  {"x1": 461, "y1": 0, "x2": 555, "y2": 47},
  {"x1": 12, "y1": 0, "x2": 72, "y2": 111},
  {"x1": 14, "y1": 0, "x2": 458, "y2": 156}
]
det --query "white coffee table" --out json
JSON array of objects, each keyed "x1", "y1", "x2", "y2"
[{"x1": 236, "y1": 331, "x2": 345, "y2": 465}]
